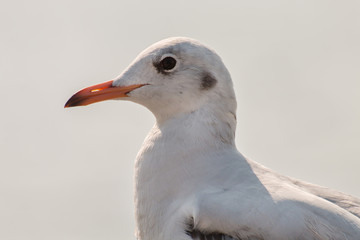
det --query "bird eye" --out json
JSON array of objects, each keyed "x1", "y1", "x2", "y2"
[{"x1": 160, "y1": 57, "x2": 176, "y2": 71}]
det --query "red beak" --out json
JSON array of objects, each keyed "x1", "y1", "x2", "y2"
[{"x1": 64, "y1": 80, "x2": 146, "y2": 108}]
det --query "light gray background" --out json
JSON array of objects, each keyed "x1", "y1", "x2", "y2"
[{"x1": 1, "y1": 0, "x2": 359, "y2": 239}]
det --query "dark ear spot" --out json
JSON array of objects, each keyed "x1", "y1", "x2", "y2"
[{"x1": 201, "y1": 73, "x2": 217, "y2": 90}]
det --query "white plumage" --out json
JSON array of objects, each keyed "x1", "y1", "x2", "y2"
[{"x1": 66, "y1": 37, "x2": 360, "y2": 240}]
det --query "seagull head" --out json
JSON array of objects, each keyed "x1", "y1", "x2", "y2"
[{"x1": 65, "y1": 37, "x2": 237, "y2": 125}]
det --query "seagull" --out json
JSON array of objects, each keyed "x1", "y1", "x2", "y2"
[{"x1": 65, "y1": 37, "x2": 360, "y2": 240}]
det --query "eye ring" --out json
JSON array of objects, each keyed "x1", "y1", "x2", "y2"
[
  {"x1": 153, "y1": 53, "x2": 179, "y2": 74},
  {"x1": 160, "y1": 56, "x2": 177, "y2": 71}
]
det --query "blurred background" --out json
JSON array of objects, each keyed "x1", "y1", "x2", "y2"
[{"x1": 1, "y1": 0, "x2": 359, "y2": 239}]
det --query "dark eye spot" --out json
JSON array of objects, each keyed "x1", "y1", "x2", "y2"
[{"x1": 160, "y1": 57, "x2": 176, "y2": 71}]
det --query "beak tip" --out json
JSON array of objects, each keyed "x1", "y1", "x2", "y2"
[
  {"x1": 64, "y1": 101, "x2": 70, "y2": 108},
  {"x1": 64, "y1": 95, "x2": 83, "y2": 108}
]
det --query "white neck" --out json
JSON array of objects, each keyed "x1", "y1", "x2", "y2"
[{"x1": 133, "y1": 105, "x2": 237, "y2": 239}]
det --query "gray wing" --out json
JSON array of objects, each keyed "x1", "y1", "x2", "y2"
[
  {"x1": 186, "y1": 218, "x2": 239, "y2": 240},
  {"x1": 187, "y1": 229, "x2": 238, "y2": 240},
  {"x1": 290, "y1": 178, "x2": 360, "y2": 218}
]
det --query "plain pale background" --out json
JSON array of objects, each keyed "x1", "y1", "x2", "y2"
[{"x1": 1, "y1": 0, "x2": 359, "y2": 239}]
